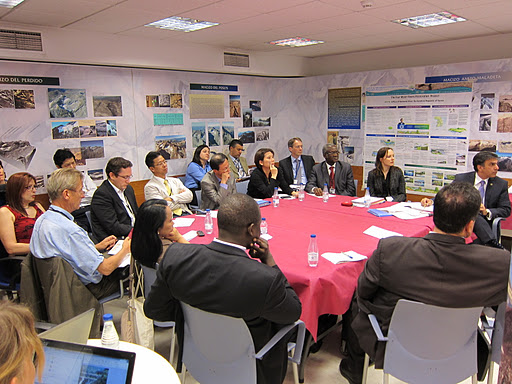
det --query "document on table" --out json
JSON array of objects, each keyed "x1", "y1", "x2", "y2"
[
  {"x1": 173, "y1": 217, "x2": 195, "y2": 227},
  {"x1": 380, "y1": 202, "x2": 432, "y2": 220},
  {"x1": 321, "y1": 251, "x2": 367, "y2": 264},
  {"x1": 196, "y1": 210, "x2": 218, "y2": 218},
  {"x1": 107, "y1": 239, "x2": 131, "y2": 266},
  {"x1": 352, "y1": 196, "x2": 385, "y2": 206},
  {"x1": 308, "y1": 193, "x2": 336, "y2": 198},
  {"x1": 182, "y1": 230, "x2": 198, "y2": 241},
  {"x1": 363, "y1": 225, "x2": 403, "y2": 239}
]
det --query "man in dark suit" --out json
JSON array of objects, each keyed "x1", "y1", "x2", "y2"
[
  {"x1": 200, "y1": 153, "x2": 236, "y2": 210},
  {"x1": 90, "y1": 157, "x2": 138, "y2": 241},
  {"x1": 339, "y1": 182, "x2": 510, "y2": 384},
  {"x1": 144, "y1": 193, "x2": 301, "y2": 384},
  {"x1": 280, "y1": 137, "x2": 315, "y2": 188},
  {"x1": 306, "y1": 143, "x2": 355, "y2": 196}
]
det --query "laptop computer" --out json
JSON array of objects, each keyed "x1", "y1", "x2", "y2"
[
  {"x1": 37, "y1": 339, "x2": 136, "y2": 384},
  {"x1": 39, "y1": 309, "x2": 95, "y2": 345}
]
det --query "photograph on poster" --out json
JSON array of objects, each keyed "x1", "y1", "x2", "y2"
[
  {"x1": 192, "y1": 122, "x2": 206, "y2": 147},
  {"x1": 469, "y1": 139, "x2": 496, "y2": 152},
  {"x1": 96, "y1": 120, "x2": 107, "y2": 137},
  {"x1": 404, "y1": 170, "x2": 414, "y2": 177},
  {"x1": 498, "y1": 113, "x2": 512, "y2": 133},
  {"x1": 238, "y1": 130, "x2": 255, "y2": 144},
  {"x1": 208, "y1": 123, "x2": 221, "y2": 147},
  {"x1": 48, "y1": 88, "x2": 87, "y2": 118},
  {"x1": 498, "y1": 95, "x2": 512, "y2": 113},
  {"x1": 250, "y1": 100, "x2": 261, "y2": 111},
  {"x1": 69, "y1": 147, "x2": 85, "y2": 166},
  {"x1": 34, "y1": 175, "x2": 44, "y2": 189},
  {"x1": 81, "y1": 140, "x2": 104, "y2": 160},
  {"x1": 159, "y1": 94, "x2": 170, "y2": 107},
  {"x1": 499, "y1": 141, "x2": 512, "y2": 153},
  {"x1": 255, "y1": 128, "x2": 269, "y2": 141},
  {"x1": 0, "y1": 89, "x2": 14, "y2": 108},
  {"x1": 171, "y1": 94, "x2": 182, "y2": 108},
  {"x1": 0, "y1": 140, "x2": 36, "y2": 168},
  {"x1": 222, "y1": 122, "x2": 234, "y2": 145},
  {"x1": 146, "y1": 95, "x2": 159, "y2": 107},
  {"x1": 480, "y1": 93, "x2": 494, "y2": 110},
  {"x1": 88, "y1": 169, "x2": 104, "y2": 182},
  {"x1": 14, "y1": 90, "x2": 35, "y2": 109},
  {"x1": 343, "y1": 146, "x2": 355, "y2": 163},
  {"x1": 432, "y1": 172, "x2": 443, "y2": 180},
  {"x1": 456, "y1": 154, "x2": 466, "y2": 166},
  {"x1": 79, "y1": 120, "x2": 97, "y2": 138},
  {"x1": 52, "y1": 121, "x2": 79, "y2": 140},
  {"x1": 107, "y1": 120, "x2": 117, "y2": 136},
  {"x1": 190, "y1": 94, "x2": 224, "y2": 119},
  {"x1": 155, "y1": 135, "x2": 186, "y2": 160},
  {"x1": 327, "y1": 131, "x2": 338, "y2": 145},
  {"x1": 243, "y1": 108, "x2": 252, "y2": 127},
  {"x1": 498, "y1": 153, "x2": 512, "y2": 172},
  {"x1": 230, "y1": 95, "x2": 241, "y2": 118},
  {"x1": 479, "y1": 114, "x2": 491, "y2": 131},
  {"x1": 93, "y1": 96, "x2": 122, "y2": 117},
  {"x1": 405, "y1": 177, "x2": 414, "y2": 183},
  {"x1": 253, "y1": 117, "x2": 270, "y2": 127},
  {"x1": 445, "y1": 174, "x2": 455, "y2": 181}
]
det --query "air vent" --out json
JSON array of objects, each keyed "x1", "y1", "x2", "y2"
[
  {"x1": 224, "y1": 52, "x2": 249, "y2": 68},
  {"x1": 0, "y1": 29, "x2": 42, "y2": 51}
]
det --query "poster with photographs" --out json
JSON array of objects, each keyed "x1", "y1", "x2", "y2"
[
  {"x1": 222, "y1": 122, "x2": 234, "y2": 145},
  {"x1": 48, "y1": 88, "x2": 87, "y2": 118},
  {"x1": 93, "y1": 96, "x2": 123, "y2": 117},
  {"x1": 192, "y1": 122, "x2": 206, "y2": 147},
  {"x1": 155, "y1": 135, "x2": 186, "y2": 159}
]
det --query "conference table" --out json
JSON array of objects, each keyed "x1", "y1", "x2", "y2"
[{"x1": 184, "y1": 194, "x2": 434, "y2": 339}]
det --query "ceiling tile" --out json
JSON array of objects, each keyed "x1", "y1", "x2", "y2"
[{"x1": 364, "y1": 0, "x2": 442, "y2": 21}]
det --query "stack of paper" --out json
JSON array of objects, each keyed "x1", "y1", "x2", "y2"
[
  {"x1": 321, "y1": 251, "x2": 368, "y2": 264},
  {"x1": 352, "y1": 196, "x2": 385, "y2": 206},
  {"x1": 363, "y1": 225, "x2": 403, "y2": 239}
]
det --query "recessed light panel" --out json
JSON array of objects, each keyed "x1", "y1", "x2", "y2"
[
  {"x1": 269, "y1": 37, "x2": 324, "y2": 47},
  {"x1": 145, "y1": 16, "x2": 219, "y2": 32},
  {"x1": 0, "y1": 0, "x2": 25, "y2": 8},
  {"x1": 393, "y1": 11, "x2": 466, "y2": 29}
]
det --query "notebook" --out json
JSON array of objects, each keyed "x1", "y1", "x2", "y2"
[
  {"x1": 39, "y1": 309, "x2": 95, "y2": 345},
  {"x1": 37, "y1": 339, "x2": 136, "y2": 384}
]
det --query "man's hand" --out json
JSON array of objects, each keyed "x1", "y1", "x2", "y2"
[
  {"x1": 480, "y1": 203, "x2": 488, "y2": 216},
  {"x1": 249, "y1": 237, "x2": 276, "y2": 267},
  {"x1": 95, "y1": 235, "x2": 117, "y2": 251},
  {"x1": 270, "y1": 165, "x2": 278, "y2": 179},
  {"x1": 314, "y1": 187, "x2": 323, "y2": 197},
  {"x1": 120, "y1": 237, "x2": 131, "y2": 253},
  {"x1": 291, "y1": 191, "x2": 299, "y2": 198},
  {"x1": 421, "y1": 198, "x2": 433, "y2": 207},
  {"x1": 220, "y1": 169, "x2": 230, "y2": 184}
]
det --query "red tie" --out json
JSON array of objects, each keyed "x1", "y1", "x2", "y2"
[{"x1": 329, "y1": 166, "x2": 335, "y2": 189}]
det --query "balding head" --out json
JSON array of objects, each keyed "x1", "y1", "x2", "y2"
[{"x1": 217, "y1": 194, "x2": 261, "y2": 246}]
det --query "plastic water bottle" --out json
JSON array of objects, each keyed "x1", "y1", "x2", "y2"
[
  {"x1": 260, "y1": 217, "x2": 268, "y2": 235},
  {"x1": 298, "y1": 183, "x2": 305, "y2": 202},
  {"x1": 204, "y1": 209, "x2": 213, "y2": 234},
  {"x1": 101, "y1": 314, "x2": 119, "y2": 349},
  {"x1": 322, "y1": 183, "x2": 329, "y2": 203},
  {"x1": 364, "y1": 187, "x2": 371, "y2": 208},
  {"x1": 308, "y1": 234, "x2": 319, "y2": 267},
  {"x1": 273, "y1": 187, "x2": 279, "y2": 207}
]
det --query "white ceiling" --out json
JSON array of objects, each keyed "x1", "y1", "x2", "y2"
[{"x1": 0, "y1": 0, "x2": 511, "y2": 59}]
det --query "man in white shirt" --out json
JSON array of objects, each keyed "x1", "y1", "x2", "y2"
[{"x1": 144, "y1": 151, "x2": 193, "y2": 216}]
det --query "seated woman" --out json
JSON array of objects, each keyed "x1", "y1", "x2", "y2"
[
  {"x1": 184, "y1": 145, "x2": 211, "y2": 206},
  {"x1": 131, "y1": 199, "x2": 189, "y2": 268},
  {"x1": 0, "y1": 300, "x2": 45, "y2": 384},
  {"x1": 0, "y1": 173, "x2": 45, "y2": 257},
  {"x1": 367, "y1": 147, "x2": 406, "y2": 202},
  {"x1": 0, "y1": 160, "x2": 6, "y2": 207},
  {"x1": 247, "y1": 148, "x2": 298, "y2": 199}
]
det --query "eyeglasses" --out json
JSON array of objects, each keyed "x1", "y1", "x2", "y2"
[
  {"x1": 326, "y1": 151, "x2": 339, "y2": 155},
  {"x1": 154, "y1": 161, "x2": 167, "y2": 167},
  {"x1": 25, "y1": 185, "x2": 36, "y2": 190},
  {"x1": 117, "y1": 174, "x2": 133, "y2": 180}
]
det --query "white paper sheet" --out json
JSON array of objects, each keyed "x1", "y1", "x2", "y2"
[{"x1": 363, "y1": 225, "x2": 403, "y2": 239}]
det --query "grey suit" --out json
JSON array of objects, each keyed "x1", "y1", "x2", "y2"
[
  {"x1": 227, "y1": 155, "x2": 249, "y2": 179},
  {"x1": 200, "y1": 170, "x2": 236, "y2": 210},
  {"x1": 280, "y1": 155, "x2": 315, "y2": 187},
  {"x1": 306, "y1": 160, "x2": 355, "y2": 196}
]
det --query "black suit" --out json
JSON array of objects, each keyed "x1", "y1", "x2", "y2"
[
  {"x1": 279, "y1": 155, "x2": 315, "y2": 187},
  {"x1": 144, "y1": 241, "x2": 302, "y2": 384},
  {"x1": 247, "y1": 167, "x2": 294, "y2": 198},
  {"x1": 454, "y1": 171, "x2": 511, "y2": 243},
  {"x1": 90, "y1": 180, "x2": 138, "y2": 241},
  {"x1": 306, "y1": 160, "x2": 356, "y2": 196}
]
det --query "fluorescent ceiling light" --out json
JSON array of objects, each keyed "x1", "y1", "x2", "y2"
[
  {"x1": 145, "y1": 16, "x2": 219, "y2": 32},
  {"x1": 393, "y1": 11, "x2": 466, "y2": 29},
  {"x1": 269, "y1": 37, "x2": 324, "y2": 47},
  {"x1": 0, "y1": 0, "x2": 25, "y2": 8}
]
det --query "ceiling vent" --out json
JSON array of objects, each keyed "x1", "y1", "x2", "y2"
[
  {"x1": 0, "y1": 29, "x2": 42, "y2": 51},
  {"x1": 224, "y1": 52, "x2": 249, "y2": 68}
]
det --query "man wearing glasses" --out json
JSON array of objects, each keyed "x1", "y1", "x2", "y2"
[
  {"x1": 91, "y1": 157, "x2": 138, "y2": 241},
  {"x1": 306, "y1": 143, "x2": 356, "y2": 196}
]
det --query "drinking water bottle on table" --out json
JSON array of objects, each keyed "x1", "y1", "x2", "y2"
[
  {"x1": 308, "y1": 234, "x2": 319, "y2": 267},
  {"x1": 204, "y1": 209, "x2": 213, "y2": 234}
]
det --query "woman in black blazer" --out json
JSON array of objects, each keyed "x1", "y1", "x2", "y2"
[{"x1": 367, "y1": 147, "x2": 406, "y2": 202}]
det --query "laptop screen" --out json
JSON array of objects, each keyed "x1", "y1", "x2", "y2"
[{"x1": 37, "y1": 339, "x2": 135, "y2": 384}]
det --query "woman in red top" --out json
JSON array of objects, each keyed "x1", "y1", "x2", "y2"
[{"x1": 0, "y1": 173, "x2": 45, "y2": 256}]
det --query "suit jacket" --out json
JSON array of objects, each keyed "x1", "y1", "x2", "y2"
[
  {"x1": 90, "y1": 180, "x2": 138, "y2": 241},
  {"x1": 144, "y1": 175, "x2": 193, "y2": 214},
  {"x1": 306, "y1": 161, "x2": 356, "y2": 196},
  {"x1": 279, "y1": 155, "x2": 315, "y2": 186},
  {"x1": 200, "y1": 170, "x2": 236, "y2": 210},
  {"x1": 367, "y1": 166, "x2": 406, "y2": 202},
  {"x1": 144, "y1": 241, "x2": 302, "y2": 384},
  {"x1": 454, "y1": 171, "x2": 511, "y2": 218},
  {"x1": 352, "y1": 233, "x2": 510, "y2": 368},
  {"x1": 227, "y1": 155, "x2": 249, "y2": 179},
  {"x1": 247, "y1": 167, "x2": 293, "y2": 198}
]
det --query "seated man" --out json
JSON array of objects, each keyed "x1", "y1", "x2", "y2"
[
  {"x1": 200, "y1": 153, "x2": 236, "y2": 210},
  {"x1": 91, "y1": 157, "x2": 138, "y2": 241},
  {"x1": 306, "y1": 143, "x2": 355, "y2": 196},
  {"x1": 30, "y1": 168, "x2": 131, "y2": 300},
  {"x1": 144, "y1": 193, "x2": 301, "y2": 384},
  {"x1": 280, "y1": 137, "x2": 315, "y2": 188},
  {"x1": 226, "y1": 139, "x2": 249, "y2": 180},
  {"x1": 53, "y1": 148, "x2": 97, "y2": 232},
  {"x1": 421, "y1": 151, "x2": 510, "y2": 248},
  {"x1": 339, "y1": 182, "x2": 510, "y2": 384},
  {"x1": 144, "y1": 151, "x2": 193, "y2": 216}
]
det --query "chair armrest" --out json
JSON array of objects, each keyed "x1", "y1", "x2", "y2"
[
  {"x1": 368, "y1": 314, "x2": 388, "y2": 342},
  {"x1": 492, "y1": 217, "x2": 504, "y2": 238},
  {"x1": 254, "y1": 320, "x2": 305, "y2": 365}
]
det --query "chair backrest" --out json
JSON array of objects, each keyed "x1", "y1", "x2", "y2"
[
  {"x1": 195, "y1": 190, "x2": 202, "y2": 209},
  {"x1": 236, "y1": 179, "x2": 249, "y2": 194},
  {"x1": 180, "y1": 302, "x2": 257, "y2": 384},
  {"x1": 140, "y1": 264, "x2": 174, "y2": 328},
  {"x1": 383, "y1": 299, "x2": 482, "y2": 384}
]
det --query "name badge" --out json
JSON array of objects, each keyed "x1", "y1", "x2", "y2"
[
  {"x1": 330, "y1": 187, "x2": 336, "y2": 194},
  {"x1": 293, "y1": 179, "x2": 297, "y2": 184}
]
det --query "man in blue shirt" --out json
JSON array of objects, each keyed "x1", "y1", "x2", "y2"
[{"x1": 30, "y1": 168, "x2": 131, "y2": 300}]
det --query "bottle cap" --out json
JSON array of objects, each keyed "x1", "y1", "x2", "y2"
[
  {"x1": 262, "y1": 218, "x2": 266, "y2": 221},
  {"x1": 274, "y1": 187, "x2": 278, "y2": 190},
  {"x1": 103, "y1": 314, "x2": 113, "y2": 321},
  {"x1": 324, "y1": 183, "x2": 327, "y2": 186},
  {"x1": 206, "y1": 209, "x2": 211, "y2": 212},
  {"x1": 310, "y1": 234, "x2": 316, "y2": 238}
]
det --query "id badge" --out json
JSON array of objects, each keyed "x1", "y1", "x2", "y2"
[
  {"x1": 293, "y1": 178, "x2": 297, "y2": 184},
  {"x1": 330, "y1": 187, "x2": 335, "y2": 194}
]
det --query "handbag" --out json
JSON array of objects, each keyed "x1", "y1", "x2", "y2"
[{"x1": 121, "y1": 256, "x2": 154, "y2": 350}]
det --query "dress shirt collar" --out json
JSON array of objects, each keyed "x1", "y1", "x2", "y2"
[
  {"x1": 48, "y1": 204, "x2": 74, "y2": 220},
  {"x1": 213, "y1": 238, "x2": 247, "y2": 252},
  {"x1": 108, "y1": 179, "x2": 125, "y2": 196},
  {"x1": 475, "y1": 173, "x2": 488, "y2": 186},
  {"x1": 324, "y1": 161, "x2": 336, "y2": 173}
]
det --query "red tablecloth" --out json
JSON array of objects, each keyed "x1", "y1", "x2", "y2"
[{"x1": 185, "y1": 194, "x2": 434, "y2": 338}]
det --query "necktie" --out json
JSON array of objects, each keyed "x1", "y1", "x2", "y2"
[
  {"x1": 478, "y1": 180, "x2": 485, "y2": 203},
  {"x1": 164, "y1": 179, "x2": 182, "y2": 216},
  {"x1": 329, "y1": 166, "x2": 335, "y2": 190},
  {"x1": 235, "y1": 158, "x2": 246, "y2": 178}
]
